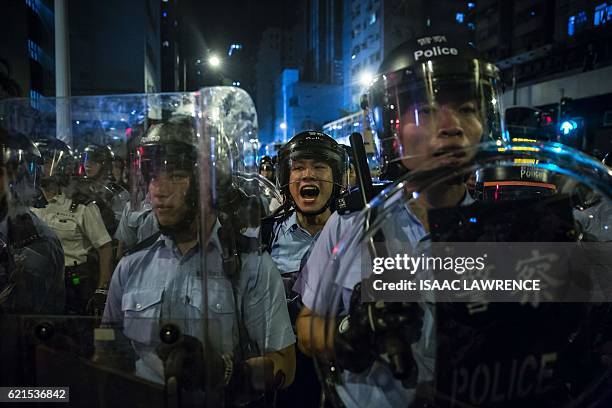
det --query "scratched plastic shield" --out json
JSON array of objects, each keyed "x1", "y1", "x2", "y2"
[
  {"x1": 0, "y1": 88, "x2": 283, "y2": 407},
  {"x1": 310, "y1": 141, "x2": 612, "y2": 407}
]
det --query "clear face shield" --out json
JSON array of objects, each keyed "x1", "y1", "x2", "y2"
[
  {"x1": 309, "y1": 140, "x2": 612, "y2": 407},
  {"x1": 0, "y1": 88, "x2": 285, "y2": 407},
  {"x1": 371, "y1": 60, "x2": 504, "y2": 179}
]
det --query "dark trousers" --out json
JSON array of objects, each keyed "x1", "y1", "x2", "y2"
[{"x1": 65, "y1": 262, "x2": 98, "y2": 315}]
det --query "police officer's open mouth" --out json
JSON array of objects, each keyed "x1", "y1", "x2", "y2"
[{"x1": 300, "y1": 185, "x2": 320, "y2": 198}]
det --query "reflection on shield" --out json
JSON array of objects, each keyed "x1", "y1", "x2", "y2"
[
  {"x1": 0, "y1": 88, "x2": 287, "y2": 407},
  {"x1": 311, "y1": 141, "x2": 612, "y2": 407}
]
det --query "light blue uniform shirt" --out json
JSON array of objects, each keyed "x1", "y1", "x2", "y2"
[
  {"x1": 114, "y1": 202, "x2": 159, "y2": 247},
  {"x1": 300, "y1": 190, "x2": 474, "y2": 408},
  {"x1": 269, "y1": 212, "x2": 320, "y2": 276},
  {"x1": 102, "y1": 220, "x2": 295, "y2": 384}
]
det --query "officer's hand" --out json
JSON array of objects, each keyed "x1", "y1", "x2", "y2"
[
  {"x1": 335, "y1": 282, "x2": 423, "y2": 384},
  {"x1": 86, "y1": 287, "x2": 108, "y2": 316},
  {"x1": 156, "y1": 328, "x2": 226, "y2": 391}
]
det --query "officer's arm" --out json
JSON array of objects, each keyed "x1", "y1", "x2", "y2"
[
  {"x1": 81, "y1": 203, "x2": 113, "y2": 286},
  {"x1": 296, "y1": 307, "x2": 335, "y2": 358},
  {"x1": 97, "y1": 242, "x2": 113, "y2": 287},
  {"x1": 246, "y1": 345, "x2": 295, "y2": 390},
  {"x1": 243, "y1": 252, "x2": 297, "y2": 390}
]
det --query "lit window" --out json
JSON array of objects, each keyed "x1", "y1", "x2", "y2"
[
  {"x1": 29, "y1": 90, "x2": 41, "y2": 110},
  {"x1": 567, "y1": 15, "x2": 576, "y2": 36},
  {"x1": 594, "y1": 3, "x2": 611, "y2": 26},
  {"x1": 568, "y1": 10, "x2": 588, "y2": 36},
  {"x1": 456, "y1": 12, "x2": 465, "y2": 23},
  {"x1": 468, "y1": 2, "x2": 475, "y2": 9},
  {"x1": 369, "y1": 12, "x2": 376, "y2": 25}
]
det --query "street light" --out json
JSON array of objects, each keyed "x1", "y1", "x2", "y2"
[
  {"x1": 208, "y1": 54, "x2": 221, "y2": 68},
  {"x1": 359, "y1": 71, "x2": 374, "y2": 87},
  {"x1": 279, "y1": 122, "x2": 287, "y2": 130}
]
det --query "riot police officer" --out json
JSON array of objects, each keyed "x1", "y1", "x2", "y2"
[
  {"x1": 0, "y1": 127, "x2": 64, "y2": 314},
  {"x1": 259, "y1": 155, "x2": 275, "y2": 183},
  {"x1": 31, "y1": 138, "x2": 113, "y2": 315},
  {"x1": 99, "y1": 111, "x2": 296, "y2": 405},
  {"x1": 71, "y1": 144, "x2": 128, "y2": 235},
  {"x1": 297, "y1": 34, "x2": 612, "y2": 408},
  {"x1": 261, "y1": 131, "x2": 346, "y2": 407}
]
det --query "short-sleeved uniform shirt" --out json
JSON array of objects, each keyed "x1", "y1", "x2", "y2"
[
  {"x1": 0, "y1": 209, "x2": 65, "y2": 314},
  {"x1": 32, "y1": 194, "x2": 112, "y2": 266},
  {"x1": 101, "y1": 220, "x2": 296, "y2": 384},
  {"x1": 300, "y1": 191, "x2": 474, "y2": 408},
  {"x1": 114, "y1": 202, "x2": 158, "y2": 248},
  {"x1": 270, "y1": 212, "x2": 320, "y2": 276}
]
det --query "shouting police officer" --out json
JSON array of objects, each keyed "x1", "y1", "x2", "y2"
[{"x1": 261, "y1": 131, "x2": 346, "y2": 407}]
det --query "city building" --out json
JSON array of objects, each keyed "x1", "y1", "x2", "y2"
[
  {"x1": 0, "y1": 0, "x2": 55, "y2": 101},
  {"x1": 69, "y1": 0, "x2": 161, "y2": 95},
  {"x1": 255, "y1": 25, "x2": 304, "y2": 143},
  {"x1": 274, "y1": 68, "x2": 342, "y2": 141},
  {"x1": 476, "y1": 0, "x2": 612, "y2": 154}
]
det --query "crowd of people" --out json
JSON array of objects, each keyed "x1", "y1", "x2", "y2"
[{"x1": 0, "y1": 33, "x2": 611, "y2": 408}]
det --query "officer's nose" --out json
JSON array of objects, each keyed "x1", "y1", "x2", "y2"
[{"x1": 436, "y1": 107, "x2": 464, "y2": 139}]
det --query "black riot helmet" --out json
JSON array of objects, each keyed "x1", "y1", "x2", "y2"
[
  {"x1": 34, "y1": 138, "x2": 74, "y2": 178},
  {"x1": 277, "y1": 130, "x2": 347, "y2": 215},
  {"x1": 259, "y1": 155, "x2": 275, "y2": 182},
  {"x1": 138, "y1": 115, "x2": 199, "y2": 236},
  {"x1": 368, "y1": 34, "x2": 504, "y2": 180},
  {"x1": 0, "y1": 127, "x2": 41, "y2": 207},
  {"x1": 82, "y1": 143, "x2": 114, "y2": 179}
]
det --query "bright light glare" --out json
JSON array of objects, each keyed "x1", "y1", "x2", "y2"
[
  {"x1": 279, "y1": 122, "x2": 287, "y2": 130},
  {"x1": 560, "y1": 120, "x2": 577, "y2": 135},
  {"x1": 208, "y1": 55, "x2": 221, "y2": 67},
  {"x1": 359, "y1": 71, "x2": 374, "y2": 86}
]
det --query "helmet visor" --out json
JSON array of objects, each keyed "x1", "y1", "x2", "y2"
[{"x1": 371, "y1": 59, "x2": 503, "y2": 174}]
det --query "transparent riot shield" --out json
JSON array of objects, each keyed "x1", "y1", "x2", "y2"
[
  {"x1": 0, "y1": 88, "x2": 291, "y2": 407},
  {"x1": 310, "y1": 141, "x2": 612, "y2": 407}
]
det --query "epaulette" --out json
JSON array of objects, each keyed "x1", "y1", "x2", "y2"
[
  {"x1": 69, "y1": 192, "x2": 93, "y2": 213},
  {"x1": 8, "y1": 212, "x2": 42, "y2": 249},
  {"x1": 124, "y1": 231, "x2": 162, "y2": 256},
  {"x1": 337, "y1": 182, "x2": 391, "y2": 215}
]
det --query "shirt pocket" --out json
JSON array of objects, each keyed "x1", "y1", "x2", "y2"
[
  {"x1": 49, "y1": 217, "x2": 80, "y2": 246},
  {"x1": 121, "y1": 288, "x2": 164, "y2": 344},
  {"x1": 190, "y1": 278, "x2": 237, "y2": 353}
]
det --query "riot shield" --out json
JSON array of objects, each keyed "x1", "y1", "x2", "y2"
[
  {"x1": 0, "y1": 88, "x2": 294, "y2": 407},
  {"x1": 310, "y1": 141, "x2": 612, "y2": 407}
]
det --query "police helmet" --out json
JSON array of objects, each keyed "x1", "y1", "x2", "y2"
[
  {"x1": 34, "y1": 138, "x2": 73, "y2": 177},
  {"x1": 139, "y1": 115, "x2": 198, "y2": 182},
  {"x1": 368, "y1": 34, "x2": 504, "y2": 180},
  {"x1": 0, "y1": 127, "x2": 41, "y2": 205}
]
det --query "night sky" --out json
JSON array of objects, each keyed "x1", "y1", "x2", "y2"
[{"x1": 180, "y1": 0, "x2": 300, "y2": 91}]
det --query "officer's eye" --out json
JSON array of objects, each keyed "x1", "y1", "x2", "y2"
[
  {"x1": 291, "y1": 165, "x2": 304, "y2": 171},
  {"x1": 418, "y1": 105, "x2": 437, "y2": 115},
  {"x1": 458, "y1": 103, "x2": 478, "y2": 115}
]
